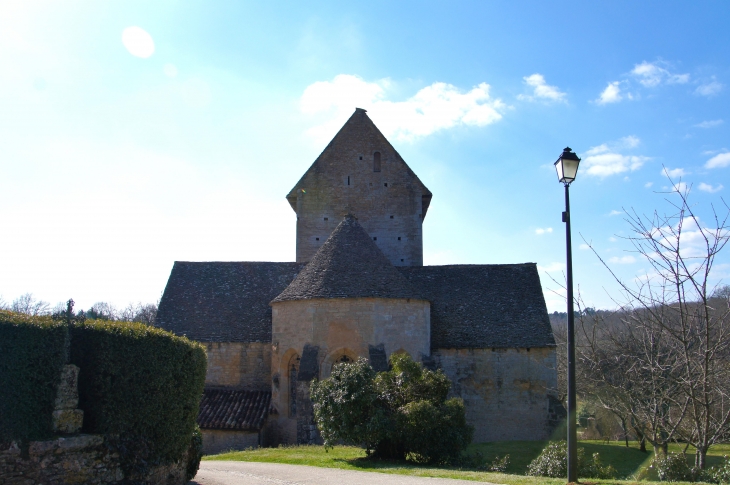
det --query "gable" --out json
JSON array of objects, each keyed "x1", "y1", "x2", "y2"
[{"x1": 286, "y1": 108, "x2": 432, "y2": 217}]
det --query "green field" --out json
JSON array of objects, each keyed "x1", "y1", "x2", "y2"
[{"x1": 204, "y1": 441, "x2": 730, "y2": 485}]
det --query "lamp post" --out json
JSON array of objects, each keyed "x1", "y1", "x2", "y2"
[{"x1": 554, "y1": 147, "x2": 581, "y2": 483}]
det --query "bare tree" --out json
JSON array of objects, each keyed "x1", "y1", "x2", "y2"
[
  {"x1": 587, "y1": 177, "x2": 730, "y2": 468},
  {"x1": 10, "y1": 293, "x2": 50, "y2": 316},
  {"x1": 119, "y1": 302, "x2": 158, "y2": 325},
  {"x1": 578, "y1": 306, "x2": 688, "y2": 456},
  {"x1": 86, "y1": 301, "x2": 119, "y2": 320}
]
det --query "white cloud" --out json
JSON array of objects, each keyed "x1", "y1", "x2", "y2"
[
  {"x1": 579, "y1": 243, "x2": 590, "y2": 250},
  {"x1": 645, "y1": 182, "x2": 653, "y2": 188},
  {"x1": 609, "y1": 237, "x2": 618, "y2": 242},
  {"x1": 300, "y1": 74, "x2": 506, "y2": 142},
  {"x1": 121, "y1": 26, "x2": 155, "y2": 59},
  {"x1": 620, "y1": 135, "x2": 641, "y2": 148},
  {"x1": 608, "y1": 210, "x2": 622, "y2": 216},
  {"x1": 582, "y1": 136, "x2": 649, "y2": 177},
  {"x1": 664, "y1": 167, "x2": 687, "y2": 178},
  {"x1": 518, "y1": 74, "x2": 566, "y2": 102},
  {"x1": 695, "y1": 119, "x2": 723, "y2": 128},
  {"x1": 609, "y1": 255, "x2": 637, "y2": 264},
  {"x1": 596, "y1": 81, "x2": 623, "y2": 104},
  {"x1": 631, "y1": 61, "x2": 689, "y2": 87},
  {"x1": 695, "y1": 81, "x2": 723, "y2": 97},
  {"x1": 705, "y1": 152, "x2": 730, "y2": 169},
  {"x1": 535, "y1": 227, "x2": 553, "y2": 235},
  {"x1": 699, "y1": 183, "x2": 723, "y2": 193},
  {"x1": 538, "y1": 262, "x2": 565, "y2": 273}
]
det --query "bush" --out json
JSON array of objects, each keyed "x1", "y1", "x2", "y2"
[
  {"x1": 527, "y1": 441, "x2": 617, "y2": 479},
  {"x1": 186, "y1": 425, "x2": 204, "y2": 481},
  {"x1": 0, "y1": 311, "x2": 69, "y2": 444},
  {"x1": 70, "y1": 319, "x2": 206, "y2": 467},
  {"x1": 703, "y1": 455, "x2": 730, "y2": 484},
  {"x1": 652, "y1": 452, "x2": 697, "y2": 482},
  {"x1": 311, "y1": 353, "x2": 473, "y2": 464}
]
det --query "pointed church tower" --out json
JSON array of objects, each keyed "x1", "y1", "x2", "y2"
[{"x1": 287, "y1": 108, "x2": 432, "y2": 266}]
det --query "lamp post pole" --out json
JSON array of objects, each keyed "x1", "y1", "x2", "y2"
[
  {"x1": 553, "y1": 146, "x2": 581, "y2": 484},
  {"x1": 563, "y1": 183, "x2": 577, "y2": 483}
]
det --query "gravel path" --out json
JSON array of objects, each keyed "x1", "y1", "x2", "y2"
[{"x1": 191, "y1": 461, "x2": 501, "y2": 485}]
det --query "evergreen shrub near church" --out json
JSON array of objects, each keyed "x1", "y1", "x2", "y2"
[
  {"x1": 70, "y1": 319, "x2": 207, "y2": 468},
  {"x1": 0, "y1": 311, "x2": 69, "y2": 444},
  {"x1": 311, "y1": 353, "x2": 473, "y2": 464}
]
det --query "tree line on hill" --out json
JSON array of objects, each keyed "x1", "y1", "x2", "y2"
[
  {"x1": 549, "y1": 180, "x2": 730, "y2": 470},
  {"x1": 0, "y1": 293, "x2": 158, "y2": 325}
]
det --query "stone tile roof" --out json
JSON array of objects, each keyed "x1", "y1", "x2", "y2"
[
  {"x1": 398, "y1": 264, "x2": 556, "y2": 349},
  {"x1": 271, "y1": 215, "x2": 423, "y2": 303},
  {"x1": 155, "y1": 261, "x2": 304, "y2": 342},
  {"x1": 156, "y1": 253, "x2": 554, "y2": 349},
  {"x1": 197, "y1": 389, "x2": 271, "y2": 431},
  {"x1": 286, "y1": 108, "x2": 432, "y2": 217}
]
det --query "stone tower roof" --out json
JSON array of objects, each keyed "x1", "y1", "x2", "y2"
[
  {"x1": 286, "y1": 108, "x2": 432, "y2": 216},
  {"x1": 271, "y1": 215, "x2": 422, "y2": 303}
]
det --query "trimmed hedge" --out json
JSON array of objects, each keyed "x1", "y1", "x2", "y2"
[
  {"x1": 0, "y1": 311, "x2": 69, "y2": 444},
  {"x1": 70, "y1": 319, "x2": 206, "y2": 465}
]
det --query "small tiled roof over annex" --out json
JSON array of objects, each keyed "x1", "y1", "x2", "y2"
[
  {"x1": 399, "y1": 263, "x2": 555, "y2": 349},
  {"x1": 156, "y1": 261, "x2": 304, "y2": 342},
  {"x1": 197, "y1": 389, "x2": 271, "y2": 431},
  {"x1": 272, "y1": 215, "x2": 422, "y2": 303}
]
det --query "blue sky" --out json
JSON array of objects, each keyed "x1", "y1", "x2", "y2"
[{"x1": 1, "y1": 1, "x2": 729, "y2": 312}]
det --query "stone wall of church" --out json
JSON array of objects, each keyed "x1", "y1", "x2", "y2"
[
  {"x1": 269, "y1": 297, "x2": 430, "y2": 433},
  {"x1": 204, "y1": 342, "x2": 271, "y2": 391},
  {"x1": 433, "y1": 347, "x2": 563, "y2": 442}
]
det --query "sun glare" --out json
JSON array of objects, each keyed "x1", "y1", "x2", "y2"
[{"x1": 122, "y1": 26, "x2": 155, "y2": 58}]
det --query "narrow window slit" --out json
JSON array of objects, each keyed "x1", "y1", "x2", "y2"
[{"x1": 373, "y1": 151, "x2": 381, "y2": 172}]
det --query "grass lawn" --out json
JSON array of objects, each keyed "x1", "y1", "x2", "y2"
[{"x1": 204, "y1": 441, "x2": 730, "y2": 485}]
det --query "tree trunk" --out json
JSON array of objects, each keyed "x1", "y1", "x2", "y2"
[
  {"x1": 695, "y1": 447, "x2": 707, "y2": 469},
  {"x1": 639, "y1": 436, "x2": 646, "y2": 453}
]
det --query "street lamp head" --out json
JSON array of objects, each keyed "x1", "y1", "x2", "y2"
[{"x1": 554, "y1": 147, "x2": 581, "y2": 185}]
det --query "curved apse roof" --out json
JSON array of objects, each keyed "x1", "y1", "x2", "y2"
[{"x1": 271, "y1": 214, "x2": 422, "y2": 303}]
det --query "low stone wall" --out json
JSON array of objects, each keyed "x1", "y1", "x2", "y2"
[
  {"x1": 201, "y1": 429, "x2": 259, "y2": 455},
  {"x1": 1, "y1": 435, "x2": 121, "y2": 485},
  {"x1": 0, "y1": 435, "x2": 188, "y2": 485}
]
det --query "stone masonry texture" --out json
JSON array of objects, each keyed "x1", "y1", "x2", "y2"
[
  {"x1": 287, "y1": 108, "x2": 432, "y2": 266},
  {"x1": 434, "y1": 347, "x2": 561, "y2": 441}
]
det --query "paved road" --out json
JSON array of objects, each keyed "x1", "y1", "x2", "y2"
[{"x1": 191, "y1": 461, "x2": 501, "y2": 485}]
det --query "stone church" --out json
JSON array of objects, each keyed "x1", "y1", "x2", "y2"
[{"x1": 155, "y1": 108, "x2": 562, "y2": 454}]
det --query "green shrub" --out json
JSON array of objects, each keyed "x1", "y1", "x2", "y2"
[
  {"x1": 703, "y1": 455, "x2": 730, "y2": 484},
  {"x1": 0, "y1": 311, "x2": 69, "y2": 444},
  {"x1": 527, "y1": 441, "x2": 617, "y2": 479},
  {"x1": 70, "y1": 319, "x2": 206, "y2": 466},
  {"x1": 311, "y1": 353, "x2": 473, "y2": 465},
  {"x1": 186, "y1": 425, "x2": 204, "y2": 481},
  {"x1": 652, "y1": 452, "x2": 697, "y2": 482}
]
